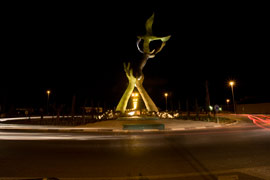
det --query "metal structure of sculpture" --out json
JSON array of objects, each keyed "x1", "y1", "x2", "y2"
[{"x1": 116, "y1": 13, "x2": 171, "y2": 114}]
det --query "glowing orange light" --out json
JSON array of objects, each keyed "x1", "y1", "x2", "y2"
[
  {"x1": 132, "y1": 93, "x2": 139, "y2": 97},
  {"x1": 133, "y1": 101, "x2": 138, "y2": 110},
  {"x1": 131, "y1": 92, "x2": 139, "y2": 110},
  {"x1": 229, "y1": 81, "x2": 235, "y2": 86},
  {"x1": 128, "y1": 111, "x2": 136, "y2": 116}
]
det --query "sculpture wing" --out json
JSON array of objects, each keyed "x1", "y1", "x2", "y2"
[
  {"x1": 145, "y1": 13, "x2": 154, "y2": 35},
  {"x1": 159, "y1": 35, "x2": 171, "y2": 42},
  {"x1": 150, "y1": 35, "x2": 171, "y2": 42}
]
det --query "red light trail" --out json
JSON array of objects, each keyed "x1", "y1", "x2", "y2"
[{"x1": 247, "y1": 115, "x2": 270, "y2": 129}]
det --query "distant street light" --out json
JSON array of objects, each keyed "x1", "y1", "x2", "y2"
[
  {"x1": 164, "y1": 93, "x2": 168, "y2": 111},
  {"x1": 226, "y1": 99, "x2": 230, "y2": 111},
  {"x1": 46, "y1": 90, "x2": 51, "y2": 115},
  {"x1": 229, "y1": 81, "x2": 236, "y2": 113}
]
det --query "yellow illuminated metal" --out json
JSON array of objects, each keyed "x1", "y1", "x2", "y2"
[{"x1": 116, "y1": 13, "x2": 170, "y2": 114}]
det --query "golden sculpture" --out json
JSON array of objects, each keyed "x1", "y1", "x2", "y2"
[{"x1": 116, "y1": 13, "x2": 171, "y2": 114}]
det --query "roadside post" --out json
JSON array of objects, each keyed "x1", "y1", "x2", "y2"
[{"x1": 214, "y1": 105, "x2": 219, "y2": 123}]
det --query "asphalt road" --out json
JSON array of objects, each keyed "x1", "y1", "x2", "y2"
[{"x1": 0, "y1": 117, "x2": 270, "y2": 180}]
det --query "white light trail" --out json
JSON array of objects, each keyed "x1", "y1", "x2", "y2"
[{"x1": 0, "y1": 132, "x2": 126, "y2": 141}]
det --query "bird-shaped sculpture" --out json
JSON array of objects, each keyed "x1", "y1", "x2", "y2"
[
  {"x1": 116, "y1": 13, "x2": 171, "y2": 114},
  {"x1": 135, "y1": 13, "x2": 171, "y2": 79}
]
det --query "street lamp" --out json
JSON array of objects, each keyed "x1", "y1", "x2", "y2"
[
  {"x1": 226, "y1": 99, "x2": 230, "y2": 111},
  {"x1": 164, "y1": 93, "x2": 168, "y2": 111},
  {"x1": 229, "y1": 81, "x2": 236, "y2": 113},
  {"x1": 46, "y1": 90, "x2": 51, "y2": 115}
]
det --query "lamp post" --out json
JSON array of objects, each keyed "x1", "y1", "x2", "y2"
[
  {"x1": 46, "y1": 90, "x2": 51, "y2": 115},
  {"x1": 164, "y1": 93, "x2": 168, "y2": 111},
  {"x1": 229, "y1": 81, "x2": 236, "y2": 113}
]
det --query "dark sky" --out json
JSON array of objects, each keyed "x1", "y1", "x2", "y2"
[{"x1": 1, "y1": 2, "x2": 269, "y2": 110}]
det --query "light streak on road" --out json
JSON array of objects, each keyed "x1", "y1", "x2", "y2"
[
  {"x1": 247, "y1": 115, "x2": 270, "y2": 129},
  {"x1": 0, "y1": 132, "x2": 127, "y2": 141},
  {"x1": 0, "y1": 116, "x2": 82, "y2": 122}
]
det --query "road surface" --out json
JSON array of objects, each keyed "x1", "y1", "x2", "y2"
[{"x1": 0, "y1": 115, "x2": 270, "y2": 180}]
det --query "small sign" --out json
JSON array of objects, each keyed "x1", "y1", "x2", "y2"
[{"x1": 214, "y1": 105, "x2": 219, "y2": 112}]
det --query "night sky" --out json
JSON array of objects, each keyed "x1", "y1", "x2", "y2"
[{"x1": 1, "y1": 2, "x2": 269, "y2": 111}]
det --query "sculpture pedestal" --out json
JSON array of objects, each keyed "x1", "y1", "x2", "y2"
[{"x1": 117, "y1": 116, "x2": 160, "y2": 121}]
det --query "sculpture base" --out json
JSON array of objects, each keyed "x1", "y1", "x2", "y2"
[
  {"x1": 123, "y1": 123, "x2": 164, "y2": 130},
  {"x1": 117, "y1": 116, "x2": 160, "y2": 121}
]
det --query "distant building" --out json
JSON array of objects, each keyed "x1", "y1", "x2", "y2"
[{"x1": 236, "y1": 103, "x2": 270, "y2": 114}]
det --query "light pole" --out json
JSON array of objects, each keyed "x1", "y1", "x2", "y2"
[
  {"x1": 46, "y1": 90, "x2": 51, "y2": 115},
  {"x1": 164, "y1": 93, "x2": 168, "y2": 111},
  {"x1": 229, "y1": 81, "x2": 236, "y2": 113}
]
